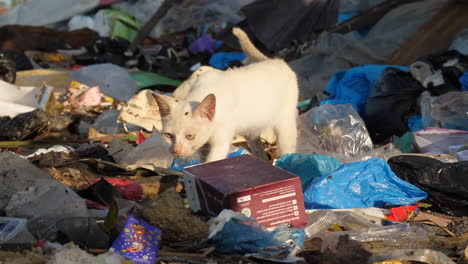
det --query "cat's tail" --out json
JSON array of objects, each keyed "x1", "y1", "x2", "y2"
[{"x1": 232, "y1": 27, "x2": 269, "y2": 62}]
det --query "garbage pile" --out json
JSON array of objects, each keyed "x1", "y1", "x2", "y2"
[{"x1": 0, "y1": 0, "x2": 467, "y2": 263}]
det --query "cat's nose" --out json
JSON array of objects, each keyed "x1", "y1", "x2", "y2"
[{"x1": 173, "y1": 146, "x2": 182, "y2": 156}]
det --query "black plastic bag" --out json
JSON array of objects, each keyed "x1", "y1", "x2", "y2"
[
  {"x1": 362, "y1": 67, "x2": 425, "y2": 143},
  {"x1": 0, "y1": 109, "x2": 73, "y2": 141},
  {"x1": 388, "y1": 155, "x2": 468, "y2": 217}
]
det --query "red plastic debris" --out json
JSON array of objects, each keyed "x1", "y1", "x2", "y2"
[
  {"x1": 386, "y1": 204, "x2": 419, "y2": 222},
  {"x1": 88, "y1": 178, "x2": 143, "y2": 201},
  {"x1": 136, "y1": 132, "x2": 146, "y2": 145},
  {"x1": 69, "y1": 65, "x2": 83, "y2": 71}
]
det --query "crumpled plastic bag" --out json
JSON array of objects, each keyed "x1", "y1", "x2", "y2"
[
  {"x1": 388, "y1": 155, "x2": 468, "y2": 216},
  {"x1": 208, "y1": 209, "x2": 305, "y2": 261},
  {"x1": 426, "y1": 91, "x2": 468, "y2": 130},
  {"x1": 303, "y1": 158, "x2": 427, "y2": 209},
  {"x1": 296, "y1": 104, "x2": 373, "y2": 162},
  {"x1": 275, "y1": 154, "x2": 341, "y2": 190},
  {"x1": 362, "y1": 67, "x2": 425, "y2": 142}
]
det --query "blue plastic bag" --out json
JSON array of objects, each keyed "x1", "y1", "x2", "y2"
[
  {"x1": 408, "y1": 115, "x2": 424, "y2": 132},
  {"x1": 275, "y1": 154, "x2": 341, "y2": 190},
  {"x1": 460, "y1": 72, "x2": 468, "y2": 91},
  {"x1": 170, "y1": 147, "x2": 249, "y2": 172},
  {"x1": 209, "y1": 210, "x2": 305, "y2": 256},
  {"x1": 303, "y1": 158, "x2": 427, "y2": 209},
  {"x1": 111, "y1": 215, "x2": 162, "y2": 264},
  {"x1": 209, "y1": 52, "x2": 247, "y2": 70},
  {"x1": 321, "y1": 65, "x2": 408, "y2": 113}
]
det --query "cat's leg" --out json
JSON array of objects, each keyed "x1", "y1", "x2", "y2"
[
  {"x1": 205, "y1": 132, "x2": 234, "y2": 162},
  {"x1": 274, "y1": 111, "x2": 297, "y2": 156},
  {"x1": 246, "y1": 135, "x2": 269, "y2": 161}
]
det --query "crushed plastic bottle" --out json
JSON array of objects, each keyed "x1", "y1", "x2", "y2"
[
  {"x1": 304, "y1": 211, "x2": 344, "y2": 238},
  {"x1": 315, "y1": 224, "x2": 428, "y2": 252}
]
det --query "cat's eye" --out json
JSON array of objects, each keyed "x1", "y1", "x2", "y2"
[
  {"x1": 163, "y1": 133, "x2": 173, "y2": 139},
  {"x1": 186, "y1": 134, "x2": 195, "y2": 140}
]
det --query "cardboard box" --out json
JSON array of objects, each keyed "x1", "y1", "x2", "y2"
[{"x1": 183, "y1": 154, "x2": 307, "y2": 228}]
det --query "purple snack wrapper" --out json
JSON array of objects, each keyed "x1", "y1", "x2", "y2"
[
  {"x1": 111, "y1": 215, "x2": 162, "y2": 264},
  {"x1": 189, "y1": 34, "x2": 217, "y2": 54}
]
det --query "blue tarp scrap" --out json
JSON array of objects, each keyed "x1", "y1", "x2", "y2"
[{"x1": 303, "y1": 157, "x2": 427, "y2": 209}]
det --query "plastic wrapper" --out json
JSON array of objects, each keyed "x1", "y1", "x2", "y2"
[
  {"x1": 296, "y1": 104, "x2": 373, "y2": 162},
  {"x1": 303, "y1": 158, "x2": 427, "y2": 209},
  {"x1": 111, "y1": 215, "x2": 162, "y2": 264}
]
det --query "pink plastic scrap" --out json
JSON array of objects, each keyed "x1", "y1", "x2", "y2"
[{"x1": 77, "y1": 86, "x2": 102, "y2": 107}]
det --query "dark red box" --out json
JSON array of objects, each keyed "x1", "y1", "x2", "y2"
[{"x1": 183, "y1": 154, "x2": 307, "y2": 228}]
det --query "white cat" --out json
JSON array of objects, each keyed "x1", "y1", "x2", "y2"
[{"x1": 153, "y1": 27, "x2": 299, "y2": 162}]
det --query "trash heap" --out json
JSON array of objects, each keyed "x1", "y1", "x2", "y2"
[{"x1": 0, "y1": 0, "x2": 467, "y2": 263}]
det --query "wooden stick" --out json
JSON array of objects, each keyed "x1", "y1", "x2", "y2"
[{"x1": 127, "y1": 0, "x2": 176, "y2": 54}]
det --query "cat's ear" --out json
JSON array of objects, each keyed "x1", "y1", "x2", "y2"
[
  {"x1": 194, "y1": 94, "x2": 216, "y2": 121},
  {"x1": 152, "y1": 92, "x2": 177, "y2": 119}
]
